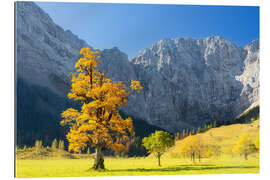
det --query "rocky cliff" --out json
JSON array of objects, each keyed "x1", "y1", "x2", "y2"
[
  {"x1": 131, "y1": 37, "x2": 259, "y2": 131},
  {"x1": 16, "y1": 2, "x2": 259, "y2": 138}
]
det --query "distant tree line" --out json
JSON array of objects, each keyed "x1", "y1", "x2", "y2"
[
  {"x1": 174, "y1": 121, "x2": 217, "y2": 141},
  {"x1": 174, "y1": 105, "x2": 259, "y2": 141}
]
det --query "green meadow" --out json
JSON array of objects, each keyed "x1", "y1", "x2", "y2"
[
  {"x1": 16, "y1": 155, "x2": 259, "y2": 178},
  {"x1": 16, "y1": 120, "x2": 259, "y2": 178}
]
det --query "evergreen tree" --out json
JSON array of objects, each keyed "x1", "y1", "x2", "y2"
[
  {"x1": 51, "y1": 139, "x2": 58, "y2": 151},
  {"x1": 204, "y1": 124, "x2": 207, "y2": 131},
  {"x1": 197, "y1": 127, "x2": 201, "y2": 133},
  {"x1": 35, "y1": 140, "x2": 42, "y2": 154},
  {"x1": 213, "y1": 121, "x2": 217, "y2": 128},
  {"x1": 175, "y1": 132, "x2": 179, "y2": 140},
  {"x1": 182, "y1": 129, "x2": 186, "y2": 138},
  {"x1": 58, "y1": 140, "x2": 65, "y2": 150}
]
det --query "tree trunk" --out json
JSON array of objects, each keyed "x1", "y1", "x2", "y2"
[
  {"x1": 192, "y1": 152, "x2": 195, "y2": 163},
  {"x1": 244, "y1": 153, "x2": 248, "y2": 160},
  {"x1": 93, "y1": 146, "x2": 105, "y2": 170},
  {"x1": 157, "y1": 153, "x2": 161, "y2": 166}
]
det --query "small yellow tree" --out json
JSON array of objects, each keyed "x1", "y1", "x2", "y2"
[
  {"x1": 179, "y1": 136, "x2": 200, "y2": 163},
  {"x1": 254, "y1": 135, "x2": 259, "y2": 152},
  {"x1": 232, "y1": 133, "x2": 256, "y2": 160},
  {"x1": 179, "y1": 135, "x2": 212, "y2": 162},
  {"x1": 206, "y1": 144, "x2": 221, "y2": 159},
  {"x1": 61, "y1": 47, "x2": 143, "y2": 170}
]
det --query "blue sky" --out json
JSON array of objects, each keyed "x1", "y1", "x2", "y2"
[{"x1": 36, "y1": 2, "x2": 259, "y2": 59}]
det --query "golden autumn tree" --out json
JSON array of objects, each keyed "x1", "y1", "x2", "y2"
[
  {"x1": 232, "y1": 133, "x2": 256, "y2": 160},
  {"x1": 178, "y1": 135, "x2": 215, "y2": 163},
  {"x1": 61, "y1": 47, "x2": 143, "y2": 170}
]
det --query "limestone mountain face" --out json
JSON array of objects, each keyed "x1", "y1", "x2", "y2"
[
  {"x1": 16, "y1": 2, "x2": 259, "y2": 136},
  {"x1": 235, "y1": 40, "x2": 260, "y2": 111},
  {"x1": 131, "y1": 37, "x2": 259, "y2": 131},
  {"x1": 16, "y1": 1, "x2": 89, "y2": 96}
]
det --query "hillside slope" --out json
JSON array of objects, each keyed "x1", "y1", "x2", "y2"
[{"x1": 166, "y1": 119, "x2": 259, "y2": 157}]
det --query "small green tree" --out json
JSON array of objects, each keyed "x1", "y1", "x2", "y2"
[
  {"x1": 142, "y1": 130, "x2": 174, "y2": 166},
  {"x1": 232, "y1": 133, "x2": 256, "y2": 160},
  {"x1": 87, "y1": 147, "x2": 91, "y2": 154}
]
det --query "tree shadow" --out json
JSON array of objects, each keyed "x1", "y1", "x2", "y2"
[{"x1": 108, "y1": 164, "x2": 258, "y2": 173}]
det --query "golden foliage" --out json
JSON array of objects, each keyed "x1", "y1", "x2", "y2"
[
  {"x1": 178, "y1": 135, "x2": 221, "y2": 162},
  {"x1": 142, "y1": 130, "x2": 174, "y2": 157},
  {"x1": 254, "y1": 135, "x2": 259, "y2": 151},
  {"x1": 232, "y1": 133, "x2": 256, "y2": 159},
  {"x1": 130, "y1": 80, "x2": 143, "y2": 91},
  {"x1": 61, "y1": 47, "x2": 142, "y2": 153}
]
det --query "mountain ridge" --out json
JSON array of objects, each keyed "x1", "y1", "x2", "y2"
[{"x1": 16, "y1": 2, "x2": 259, "y2": 144}]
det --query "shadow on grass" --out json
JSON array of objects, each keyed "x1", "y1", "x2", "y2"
[{"x1": 108, "y1": 164, "x2": 258, "y2": 173}]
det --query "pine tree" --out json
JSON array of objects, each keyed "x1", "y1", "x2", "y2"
[
  {"x1": 23, "y1": 145, "x2": 27, "y2": 151},
  {"x1": 51, "y1": 139, "x2": 58, "y2": 151},
  {"x1": 182, "y1": 129, "x2": 186, "y2": 138},
  {"x1": 35, "y1": 140, "x2": 42, "y2": 154},
  {"x1": 175, "y1": 132, "x2": 179, "y2": 140},
  {"x1": 197, "y1": 127, "x2": 201, "y2": 133},
  {"x1": 58, "y1": 140, "x2": 65, "y2": 150},
  {"x1": 213, "y1": 121, "x2": 217, "y2": 128},
  {"x1": 204, "y1": 124, "x2": 207, "y2": 131}
]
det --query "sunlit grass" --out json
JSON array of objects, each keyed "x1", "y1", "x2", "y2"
[
  {"x1": 16, "y1": 120, "x2": 259, "y2": 178},
  {"x1": 166, "y1": 120, "x2": 259, "y2": 157},
  {"x1": 16, "y1": 154, "x2": 259, "y2": 178}
]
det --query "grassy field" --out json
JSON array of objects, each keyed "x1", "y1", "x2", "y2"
[
  {"x1": 167, "y1": 120, "x2": 259, "y2": 157},
  {"x1": 16, "y1": 120, "x2": 260, "y2": 178},
  {"x1": 16, "y1": 154, "x2": 259, "y2": 178}
]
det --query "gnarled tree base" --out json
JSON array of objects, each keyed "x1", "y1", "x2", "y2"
[
  {"x1": 92, "y1": 146, "x2": 105, "y2": 170},
  {"x1": 92, "y1": 158, "x2": 105, "y2": 170}
]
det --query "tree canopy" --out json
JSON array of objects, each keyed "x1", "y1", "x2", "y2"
[
  {"x1": 232, "y1": 133, "x2": 256, "y2": 160},
  {"x1": 178, "y1": 135, "x2": 221, "y2": 162},
  {"x1": 142, "y1": 130, "x2": 174, "y2": 166},
  {"x1": 61, "y1": 47, "x2": 143, "y2": 169}
]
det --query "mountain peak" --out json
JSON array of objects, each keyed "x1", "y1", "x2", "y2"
[
  {"x1": 16, "y1": 2, "x2": 260, "y2": 133},
  {"x1": 245, "y1": 40, "x2": 259, "y2": 52}
]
